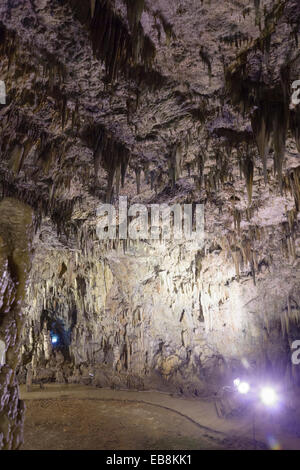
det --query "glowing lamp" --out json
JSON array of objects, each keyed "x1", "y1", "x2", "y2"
[
  {"x1": 237, "y1": 381, "x2": 250, "y2": 394},
  {"x1": 260, "y1": 387, "x2": 277, "y2": 407},
  {"x1": 51, "y1": 335, "x2": 59, "y2": 345}
]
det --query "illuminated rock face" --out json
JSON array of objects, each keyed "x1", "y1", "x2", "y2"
[
  {"x1": 0, "y1": 199, "x2": 33, "y2": 450},
  {"x1": 0, "y1": 0, "x2": 299, "y2": 413},
  {"x1": 19, "y1": 225, "x2": 300, "y2": 394}
]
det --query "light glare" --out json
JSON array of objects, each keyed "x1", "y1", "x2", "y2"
[
  {"x1": 260, "y1": 387, "x2": 277, "y2": 406},
  {"x1": 237, "y1": 381, "x2": 250, "y2": 394},
  {"x1": 51, "y1": 335, "x2": 58, "y2": 345}
]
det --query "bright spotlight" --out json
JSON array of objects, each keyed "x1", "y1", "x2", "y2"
[
  {"x1": 260, "y1": 387, "x2": 277, "y2": 407},
  {"x1": 51, "y1": 335, "x2": 58, "y2": 345},
  {"x1": 237, "y1": 381, "x2": 250, "y2": 394}
]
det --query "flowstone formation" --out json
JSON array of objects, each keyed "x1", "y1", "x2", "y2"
[
  {"x1": 0, "y1": 198, "x2": 33, "y2": 450},
  {"x1": 0, "y1": 0, "x2": 299, "y2": 400}
]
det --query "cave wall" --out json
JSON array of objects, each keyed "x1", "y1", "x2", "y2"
[
  {"x1": 0, "y1": 0, "x2": 299, "y2": 404},
  {"x1": 0, "y1": 198, "x2": 33, "y2": 450},
  {"x1": 21, "y1": 239, "x2": 211, "y2": 394},
  {"x1": 20, "y1": 215, "x2": 300, "y2": 395}
]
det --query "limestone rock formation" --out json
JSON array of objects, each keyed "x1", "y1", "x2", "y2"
[
  {"x1": 0, "y1": 0, "x2": 299, "y2": 447},
  {"x1": 0, "y1": 198, "x2": 33, "y2": 450}
]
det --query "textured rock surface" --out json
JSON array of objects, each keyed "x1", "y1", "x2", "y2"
[
  {"x1": 0, "y1": 0, "x2": 299, "y2": 414},
  {"x1": 0, "y1": 198, "x2": 33, "y2": 450}
]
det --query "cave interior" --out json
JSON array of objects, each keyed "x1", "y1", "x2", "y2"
[{"x1": 0, "y1": 0, "x2": 300, "y2": 451}]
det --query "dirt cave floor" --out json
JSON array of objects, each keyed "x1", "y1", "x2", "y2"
[
  {"x1": 22, "y1": 397, "x2": 224, "y2": 450},
  {"x1": 19, "y1": 384, "x2": 300, "y2": 450}
]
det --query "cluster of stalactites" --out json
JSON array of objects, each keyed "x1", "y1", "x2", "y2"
[
  {"x1": 0, "y1": 105, "x2": 84, "y2": 237},
  {"x1": 221, "y1": 230, "x2": 258, "y2": 285},
  {"x1": 68, "y1": 0, "x2": 155, "y2": 83},
  {"x1": 229, "y1": 203, "x2": 297, "y2": 285},
  {"x1": 226, "y1": 72, "x2": 290, "y2": 195},
  {"x1": 251, "y1": 101, "x2": 289, "y2": 192},
  {"x1": 225, "y1": 0, "x2": 300, "y2": 195},
  {"x1": 88, "y1": 124, "x2": 130, "y2": 202},
  {"x1": 280, "y1": 293, "x2": 300, "y2": 337}
]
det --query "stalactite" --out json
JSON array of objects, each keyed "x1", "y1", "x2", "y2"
[
  {"x1": 199, "y1": 46, "x2": 212, "y2": 81},
  {"x1": 155, "y1": 12, "x2": 176, "y2": 46},
  {"x1": 115, "y1": 164, "x2": 121, "y2": 196},
  {"x1": 242, "y1": 154, "x2": 254, "y2": 203},
  {"x1": 126, "y1": 0, "x2": 145, "y2": 33},
  {"x1": 233, "y1": 209, "x2": 241, "y2": 236},
  {"x1": 90, "y1": 0, "x2": 96, "y2": 18},
  {"x1": 231, "y1": 248, "x2": 241, "y2": 281},
  {"x1": 272, "y1": 105, "x2": 288, "y2": 192},
  {"x1": 135, "y1": 167, "x2": 141, "y2": 194},
  {"x1": 61, "y1": 96, "x2": 67, "y2": 130},
  {"x1": 283, "y1": 166, "x2": 300, "y2": 213},
  {"x1": 290, "y1": 110, "x2": 300, "y2": 152},
  {"x1": 84, "y1": 124, "x2": 130, "y2": 202},
  {"x1": 251, "y1": 110, "x2": 271, "y2": 184}
]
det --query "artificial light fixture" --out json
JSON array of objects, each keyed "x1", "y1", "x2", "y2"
[
  {"x1": 51, "y1": 335, "x2": 59, "y2": 345},
  {"x1": 237, "y1": 381, "x2": 250, "y2": 394}
]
